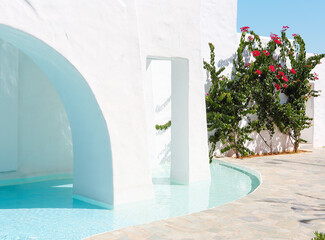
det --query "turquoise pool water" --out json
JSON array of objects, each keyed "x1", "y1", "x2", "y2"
[{"x1": 0, "y1": 161, "x2": 259, "y2": 240}]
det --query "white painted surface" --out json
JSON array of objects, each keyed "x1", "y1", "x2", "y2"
[
  {"x1": 137, "y1": 0, "x2": 211, "y2": 183},
  {"x1": 0, "y1": 40, "x2": 18, "y2": 172},
  {"x1": 145, "y1": 59, "x2": 171, "y2": 169},
  {"x1": 313, "y1": 60, "x2": 325, "y2": 147},
  {"x1": 0, "y1": 44, "x2": 73, "y2": 179},
  {"x1": 18, "y1": 51, "x2": 73, "y2": 177},
  {"x1": 170, "y1": 58, "x2": 190, "y2": 184},
  {"x1": 201, "y1": 0, "x2": 238, "y2": 76}
]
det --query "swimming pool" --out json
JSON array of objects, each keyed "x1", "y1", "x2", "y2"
[{"x1": 0, "y1": 161, "x2": 260, "y2": 240}]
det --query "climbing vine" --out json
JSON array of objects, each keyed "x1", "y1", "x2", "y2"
[
  {"x1": 205, "y1": 43, "x2": 255, "y2": 161},
  {"x1": 155, "y1": 120, "x2": 171, "y2": 131}
]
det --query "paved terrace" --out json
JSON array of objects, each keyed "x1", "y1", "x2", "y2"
[{"x1": 86, "y1": 148, "x2": 325, "y2": 240}]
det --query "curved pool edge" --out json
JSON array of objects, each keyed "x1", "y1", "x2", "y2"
[
  {"x1": 86, "y1": 149, "x2": 325, "y2": 240},
  {"x1": 85, "y1": 160, "x2": 262, "y2": 240},
  {"x1": 213, "y1": 158, "x2": 262, "y2": 195}
]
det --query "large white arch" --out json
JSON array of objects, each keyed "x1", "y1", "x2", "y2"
[
  {"x1": 0, "y1": 1, "x2": 156, "y2": 208},
  {"x1": 0, "y1": 24, "x2": 114, "y2": 207}
]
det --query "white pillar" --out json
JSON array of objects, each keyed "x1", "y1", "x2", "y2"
[{"x1": 171, "y1": 58, "x2": 210, "y2": 184}]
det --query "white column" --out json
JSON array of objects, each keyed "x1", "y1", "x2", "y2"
[
  {"x1": 171, "y1": 58, "x2": 190, "y2": 184},
  {"x1": 171, "y1": 58, "x2": 210, "y2": 184}
]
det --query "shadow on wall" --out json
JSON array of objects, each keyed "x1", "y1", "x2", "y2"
[
  {"x1": 213, "y1": 130, "x2": 293, "y2": 158},
  {"x1": 157, "y1": 141, "x2": 171, "y2": 165},
  {"x1": 204, "y1": 54, "x2": 236, "y2": 95},
  {"x1": 0, "y1": 24, "x2": 113, "y2": 205},
  {"x1": 155, "y1": 96, "x2": 171, "y2": 113}
]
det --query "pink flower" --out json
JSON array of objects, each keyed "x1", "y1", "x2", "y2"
[
  {"x1": 279, "y1": 71, "x2": 284, "y2": 77},
  {"x1": 283, "y1": 76, "x2": 288, "y2": 82},
  {"x1": 255, "y1": 69, "x2": 262, "y2": 75},
  {"x1": 270, "y1": 33, "x2": 278, "y2": 39},
  {"x1": 310, "y1": 84, "x2": 312, "y2": 87},
  {"x1": 315, "y1": 76, "x2": 319, "y2": 80},
  {"x1": 275, "y1": 84, "x2": 281, "y2": 90},
  {"x1": 270, "y1": 33, "x2": 282, "y2": 44},
  {"x1": 263, "y1": 50, "x2": 270, "y2": 56},
  {"x1": 245, "y1": 63, "x2": 251, "y2": 68},
  {"x1": 290, "y1": 68, "x2": 296, "y2": 74},
  {"x1": 206, "y1": 93, "x2": 210, "y2": 96},
  {"x1": 252, "y1": 50, "x2": 261, "y2": 57},
  {"x1": 240, "y1": 26, "x2": 250, "y2": 32},
  {"x1": 276, "y1": 75, "x2": 281, "y2": 79},
  {"x1": 278, "y1": 64, "x2": 282, "y2": 68},
  {"x1": 282, "y1": 26, "x2": 290, "y2": 31},
  {"x1": 292, "y1": 34, "x2": 297, "y2": 37},
  {"x1": 306, "y1": 65, "x2": 311, "y2": 68},
  {"x1": 283, "y1": 83, "x2": 288, "y2": 88},
  {"x1": 269, "y1": 65, "x2": 276, "y2": 72},
  {"x1": 248, "y1": 36, "x2": 254, "y2": 41}
]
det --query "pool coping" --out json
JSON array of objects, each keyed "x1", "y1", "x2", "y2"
[
  {"x1": 85, "y1": 148, "x2": 325, "y2": 240},
  {"x1": 85, "y1": 158, "x2": 263, "y2": 239}
]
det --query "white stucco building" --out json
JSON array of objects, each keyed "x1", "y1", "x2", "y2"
[{"x1": 0, "y1": 0, "x2": 323, "y2": 208}]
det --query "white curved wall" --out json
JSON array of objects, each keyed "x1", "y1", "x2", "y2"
[
  {"x1": 0, "y1": 39, "x2": 18, "y2": 173},
  {"x1": 0, "y1": 41, "x2": 73, "y2": 180},
  {"x1": 18, "y1": 51, "x2": 73, "y2": 177},
  {"x1": 0, "y1": 1, "x2": 145, "y2": 206}
]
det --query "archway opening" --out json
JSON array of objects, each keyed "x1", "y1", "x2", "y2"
[
  {"x1": 145, "y1": 57, "x2": 191, "y2": 184},
  {"x1": 0, "y1": 25, "x2": 113, "y2": 207}
]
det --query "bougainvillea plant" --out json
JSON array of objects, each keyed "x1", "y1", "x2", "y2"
[
  {"x1": 233, "y1": 26, "x2": 324, "y2": 153},
  {"x1": 206, "y1": 25, "x2": 324, "y2": 159},
  {"x1": 275, "y1": 27, "x2": 324, "y2": 152},
  {"x1": 204, "y1": 43, "x2": 255, "y2": 160},
  {"x1": 233, "y1": 27, "x2": 285, "y2": 153}
]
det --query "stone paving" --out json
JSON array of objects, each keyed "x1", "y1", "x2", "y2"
[{"x1": 86, "y1": 148, "x2": 325, "y2": 240}]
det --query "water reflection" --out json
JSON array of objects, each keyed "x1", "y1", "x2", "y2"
[{"x1": 0, "y1": 162, "x2": 259, "y2": 239}]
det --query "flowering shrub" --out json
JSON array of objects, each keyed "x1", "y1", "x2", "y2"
[
  {"x1": 205, "y1": 26, "x2": 324, "y2": 157},
  {"x1": 233, "y1": 29, "x2": 285, "y2": 153},
  {"x1": 234, "y1": 26, "x2": 324, "y2": 153},
  {"x1": 272, "y1": 29, "x2": 324, "y2": 151}
]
